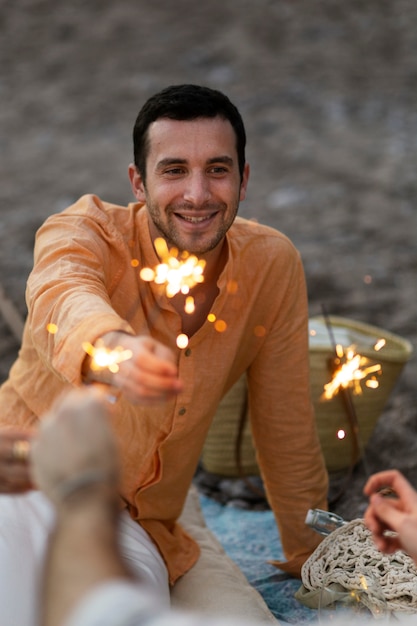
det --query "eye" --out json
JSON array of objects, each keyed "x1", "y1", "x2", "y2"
[
  {"x1": 208, "y1": 165, "x2": 229, "y2": 175},
  {"x1": 164, "y1": 166, "x2": 186, "y2": 176}
]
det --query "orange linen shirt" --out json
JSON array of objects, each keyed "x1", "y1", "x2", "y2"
[{"x1": 0, "y1": 194, "x2": 328, "y2": 583}]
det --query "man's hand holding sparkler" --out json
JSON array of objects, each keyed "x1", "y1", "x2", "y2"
[
  {"x1": 364, "y1": 469, "x2": 417, "y2": 564},
  {"x1": 0, "y1": 331, "x2": 181, "y2": 495},
  {"x1": 82, "y1": 331, "x2": 183, "y2": 405}
]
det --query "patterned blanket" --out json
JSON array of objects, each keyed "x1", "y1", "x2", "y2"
[{"x1": 199, "y1": 494, "x2": 318, "y2": 624}]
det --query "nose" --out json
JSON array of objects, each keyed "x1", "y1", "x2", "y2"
[{"x1": 183, "y1": 171, "x2": 211, "y2": 206}]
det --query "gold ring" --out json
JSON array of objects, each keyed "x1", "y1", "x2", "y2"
[{"x1": 11, "y1": 440, "x2": 31, "y2": 462}]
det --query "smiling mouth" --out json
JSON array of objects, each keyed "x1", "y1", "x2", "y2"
[{"x1": 176, "y1": 213, "x2": 216, "y2": 224}]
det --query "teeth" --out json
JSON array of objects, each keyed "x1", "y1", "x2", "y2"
[{"x1": 181, "y1": 215, "x2": 210, "y2": 223}]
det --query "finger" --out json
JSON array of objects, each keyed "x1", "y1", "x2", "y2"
[
  {"x1": 370, "y1": 530, "x2": 400, "y2": 554},
  {"x1": 151, "y1": 341, "x2": 179, "y2": 366},
  {"x1": 0, "y1": 482, "x2": 32, "y2": 494},
  {"x1": 133, "y1": 338, "x2": 178, "y2": 374},
  {"x1": 0, "y1": 465, "x2": 31, "y2": 484},
  {"x1": 120, "y1": 378, "x2": 180, "y2": 405},
  {"x1": 10, "y1": 440, "x2": 31, "y2": 463},
  {"x1": 370, "y1": 493, "x2": 406, "y2": 529},
  {"x1": 364, "y1": 470, "x2": 394, "y2": 495},
  {"x1": 0, "y1": 441, "x2": 31, "y2": 471},
  {"x1": 364, "y1": 504, "x2": 386, "y2": 537},
  {"x1": 0, "y1": 462, "x2": 33, "y2": 493},
  {"x1": 364, "y1": 507, "x2": 401, "y2": 555},
  {"x1": 122, "y1": 370, "x2": 182, "y2": 395},
  {"x1": 364, "y1": 470, "x2": 414, "y2": 501},
  {"x1": 0, "y1": 432, "x2": 33, "y2": 459},
  {"x1": 124, "y1": 353, "x2": 179, "y2": 380},
  {"x1": 117, "y1": 359, "x2": 182, "y2": 395}
]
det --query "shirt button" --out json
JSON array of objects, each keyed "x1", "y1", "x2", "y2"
[
  {"x1": 184, "y1": 348, "x2": 192, "y2": 357},
  {"x1": 178, "y1": 407, "x2": 186, "y2": 416}
]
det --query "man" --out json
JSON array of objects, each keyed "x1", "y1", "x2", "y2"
[{"x1": 0, "y1": 84, "x2": 328, "y2": 624}]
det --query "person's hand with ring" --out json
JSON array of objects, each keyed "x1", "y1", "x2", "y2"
[{"x1": 0, "y1": 429, "x2": 34, "y2": 493}]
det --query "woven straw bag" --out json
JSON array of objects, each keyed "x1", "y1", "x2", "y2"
[
  {"x1": 201, "y1": 375, "x2": 258, "y2": 477},
  {"x1": 309, "y1": 315, "x2": 413, "y2": 472},
  {"x1": 201, "y1": 316, "x2": 413, "y2": 476}
]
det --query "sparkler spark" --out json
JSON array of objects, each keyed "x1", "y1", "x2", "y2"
[
  {"x1": 137, "y1": 238, "x2": 207, "y2": 350},
  {"x1": 82, "y1": 340, "x2": 133, "y2": 374},
  {"x1": 359, "y1": 575, "x2": 369, "y2": 591},
  {"x1": 374, "y1": 338, "x2": 386, "y2": 352},
  {"x1": 184, "y1": 296, "x2": 195, "y2": 314},
  {"x1": 139, "y1": 238, "x2": 206, "y2": 312},
  {"x1": 176, "y1": 334, "x2": 189, "y2": 349},
  {"x1": 322, "y1": 344, "x2": 382, "y2": 400}
]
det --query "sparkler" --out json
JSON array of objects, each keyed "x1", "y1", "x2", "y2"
[
  {"x1": 320, "y1": 308, "x2": 386, "y2": 503},
  {"x1": 138, "y1": 237, "x2": 206, "y2": 349},
  {"x1": 77, "y1": 239, "x2": 207, "y2": 378},
  {"x1": 46, "y1": 324, "x2": 131, "y2": 399},
  {"x1": 46, "y1": 323, "x2": 134, "y2": 380},
  {"x1": 82, "y1": 339, "x2": 133, "y2": 374},
  {"x1": 45, "y1": 239, "x2": 209, "y2": 396},
  {"x1": 139, "y1": 237, "x2": 206, "y2": 302},
  {"x1": 48, "y1": 239, "x2": 208, "y2": 381},
  {"x1": 322, "y1": 344, "x2": 383, "y2": 400}
]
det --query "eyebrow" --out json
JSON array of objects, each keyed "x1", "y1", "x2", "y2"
[
  {"x1": 156, "y1": 155, "x2": 235, "y2": 170},
  {"x1": 207, "y1": 156, "x2": 234, "y2": 166}
]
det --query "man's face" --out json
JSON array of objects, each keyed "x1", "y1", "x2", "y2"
[{"x1": 129, "y1": 116, "x2": 249, "y2": 256}]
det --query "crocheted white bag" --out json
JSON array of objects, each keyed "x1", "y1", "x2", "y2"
[{"x1": 296, "y1": 519, "x2": 417, "y2": 615}]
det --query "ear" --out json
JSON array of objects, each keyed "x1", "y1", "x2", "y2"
[
  {"x1": 128, "y1": 164, "x2": 146, "y2": 202},
  {"x1": 239, "y1": 163, "x2": 250, "y2": 201}
]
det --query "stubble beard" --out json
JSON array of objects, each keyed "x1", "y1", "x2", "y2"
[{"x1": 147, "y1": 200, "x2": 239, "y2": 256}]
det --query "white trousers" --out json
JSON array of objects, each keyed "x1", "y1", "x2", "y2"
[
  {"x1": 65, "y1": 580, "x2": 258, "y2": 626},
  {"x1": 0, "y1": 490, "x2": 170, "y2": 626}
]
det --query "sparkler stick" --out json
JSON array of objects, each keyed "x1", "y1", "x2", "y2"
[{"x1": 321, "y1": 306, "x2": 370, "y2": 503}]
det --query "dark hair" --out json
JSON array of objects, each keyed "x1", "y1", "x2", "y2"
[{"x1": 133, "y1": 84, "x2": 246, "y2": 182}]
